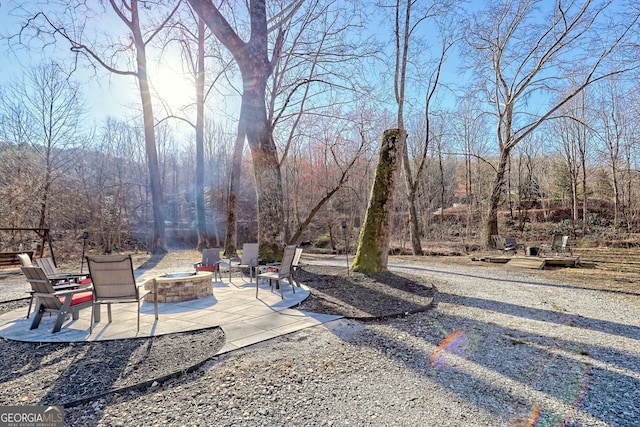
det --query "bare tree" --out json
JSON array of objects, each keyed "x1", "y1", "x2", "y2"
[
  {"x1": 187, "y1": 0, "x2": 304, "y2": 260},
  {"x1": 266, "y1": 0, "x2": 377, "y2": 245},
  {"x1": 549, "y1": 89, "x2": 593, "y2": 233},
  {"x1": 12, "y1": 0, "x2": 184, "y2": 253},
  {"x1": 575, "y1": 91, "x2": 592, "y2": 233},
  {"x1": 156, "y1": 6, "x2": 234, "y2": 251},
  {"x1": 592, "y1": 76, "x2": 633, "y2": 230},
  {"x1": 450, "y1": 94, "x2": 492, "y2": 234},
  {"x1": 0, "y1": 124, "x2": 43, "y2": 231},
  {"x1": 286, "y1": 122, "x2": 368, "y2": 245},
  {"x1": 0, "y1": 63, "x2": 85, "y2": 233},
  {"x1": 83, "y1": 118, "x2": 149, "y2": 252},
  {"x1": 388, "y1": 0, "x2": 458, "y2": 255},
  {"x1": 463, "y1": 0, "x2": 639, "y2": 245}
]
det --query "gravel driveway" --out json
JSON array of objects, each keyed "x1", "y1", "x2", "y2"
[{"x1": 3, "y1": 257, "x2": 640, "y2": 426}]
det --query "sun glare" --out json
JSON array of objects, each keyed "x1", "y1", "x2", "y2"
[{"x1": 150, "y1": 58, "x2": 194, "y2": 113}]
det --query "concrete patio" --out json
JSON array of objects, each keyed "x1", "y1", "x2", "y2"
[{"x1": 0, "y1": 274, "x2": 342, "y2": 354}]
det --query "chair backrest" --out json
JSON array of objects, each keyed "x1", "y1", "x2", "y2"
[
  {"x1": 35, "y1": 257, "x2": 58, "y2": 276},
  {"x1": 490, "y1": 235, "x2": 504, "y2": 250},
  {"x1": 21, "y1": 266, "x2": 60, "y2": 310},
  {"x1": 240, "y1": 243, "x2": 259, "y2": 266},
  {"x1": 18, "y1": 253, "x2": 33, "y2": 267},
  {"x1": 561, "y1": 235, "x2": 570, "y2": 249},
  {"x1": 504, "y1": 237, "x2": 518, "y2": 248},
  {"x1": 86, "y1": 254, "x2": 138, "y2": 301},
  {"x1": 201, "y1": 248, "x2": 221, "y2": 267},
  {"x1": 292, "y1": 248, "x2": 303, "y2": 268},
  {"x1": 550, "y1": 234, "x2": 563, "y2": 251},
  {"x1": 278, "y1": 245, "x2": 297, "y2": 277}
]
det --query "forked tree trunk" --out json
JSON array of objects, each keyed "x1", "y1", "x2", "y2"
[
  {"x1": 189, "y1": 0, "x2": 285, "y2": 262},
  {"x1": 581, "y1": 159, "x2": 588, "y2": 233},
  {"x1": 121, "y1": 0, "x2": 168, "y2": 254},
  {"x1": 351, "y1": 129, "x2": 407, "y2": 274}
]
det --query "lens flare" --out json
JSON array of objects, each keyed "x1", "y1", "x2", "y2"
[{"x1": 429, "y1": 329, "x2": 475, "y2": 367}]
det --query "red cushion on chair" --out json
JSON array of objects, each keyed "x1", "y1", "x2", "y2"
[
  {"x1": 79, "y1": 278, "x2": 92, "y2": 285},
  {"x1": 58, "y1": 291, "x2": 93, "y2": 306},
  {"x1": 196, "y1": 265, "x2": 219, "y2": 271}
]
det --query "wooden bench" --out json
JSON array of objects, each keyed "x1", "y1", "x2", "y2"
[{"x1": 0, "y1": 251, "x2": 34, "y2": 268}]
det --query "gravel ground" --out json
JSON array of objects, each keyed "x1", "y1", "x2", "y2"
[{"x1": 1, "y1": 255, "x2": 640, "y2": 426}]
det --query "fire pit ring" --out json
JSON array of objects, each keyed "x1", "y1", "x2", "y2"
[
  {"x1": 145, "y1": 271, "x2": 213, "y2": 303},
  {"x1": 162, "y1": 273, "x2": 196, "y2": 279}
]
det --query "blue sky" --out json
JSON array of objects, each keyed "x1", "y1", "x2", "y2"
[
  {"x1": 0, "y1": 2, "x2": 197, "y2": 128},
  {"x1": 0, "y1": 1, "x2": 460, "y2": 131},
  {"x1": 0, "y1": 4, "x2": 123, "y2": 120},
  {"x1": 3, "y1": 0, "x2": 618, "y2": 141}
]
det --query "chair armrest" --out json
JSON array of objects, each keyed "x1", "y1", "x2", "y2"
[
  {"x1": 52, "y1": 282, "x2": 81, "y2": 291},
  {"x1": 223, "y1": 255, "x2": 240, "y2": 266},
  {"x1": 265, "y1": 261, "x2": 282, "y2": 269},
  {"x1": 34, "y1": 286, "x2": 93, "y2": 298},
  {"x1": 136, "y1": 277, "x2": 154, "y2": 288}
]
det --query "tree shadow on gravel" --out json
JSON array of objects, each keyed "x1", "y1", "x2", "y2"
[
  {"x1": 295, "y1": 263, "x2": 639, "y2": 425},
  {"x1": 330, "y1": 303, "x2": 639, "y2": 426},
  {"x1": 0, "y1": 327, "x2": 224, "y2": 407},
  {"x1": 0, "y1": 270, "x2": 21, "y2": 282},
  {"x1": 294, "y1": 266, "x2": 435, "y2": 319},
  {"x1": 439, "y1": 291, "x2": 640, "y2": 341}
]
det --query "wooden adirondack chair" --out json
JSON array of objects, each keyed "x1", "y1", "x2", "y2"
[
  {"x1": 490, "y1": 235, "x2": 504, "y2": 252},
  {"x1": 503, "y1": 237, "x2": 520, "y2": 255},
  {"x1": 195, "y1": 248, "x2": 221, "y2": 281},
  {"x1": 22, "y1": 266, "x2": 94, "y2": 333},
  {"x1": 560, "y1": 236, "x2": 573, "y2": 256},
  {"x1": 34, "y1": 257, "x2": 58, "y2": 277}
]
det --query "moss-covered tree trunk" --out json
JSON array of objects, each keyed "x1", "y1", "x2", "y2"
[{"x1": 351, "y1": 129, "x2": 407, "y2": 274}]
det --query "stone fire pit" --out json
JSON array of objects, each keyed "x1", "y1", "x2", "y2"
[{"x1": 145, "y1": 271, "x2": 213, "y2": 303}]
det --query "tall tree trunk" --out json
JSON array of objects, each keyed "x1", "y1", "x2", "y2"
[
  {"x1": 188, "y1": 0, "x2": 285, "y2": 261},
  {"x1": 195, "y1": 16, "x2": 212, "y2": 251},
  {"x1": 485, "y1": 148, "x2": 511, "y2": 246},
  {"x1": 37, "y1": 182, "x2": 49, "y2": 231},
  {"x1": 126, "y1": 1, "x2": 166, "y2": 253},
  {"x1": 244, "y1": 96, "x2": 284, "y2": 261},
  {"x1": 223, "y1": 122, "x2": 245, "y2": 257},
  {"x1": 612, "y1": 162, "x2": 620, "y2": 230},
  {"x1": 581, "y1": 160, "x2": 588, "y2": 234},
  {"x1": 438, "y1": 142, "x2": 445, "y2": 222},
  {"x1": 402, "y1": 151, "x2": 423, "y2": 255},
  {"x1": 133, "y1": 19, "x2": 166, "y2": 254},
  {"x1": 395, "y1": 0, "x2": 422, "y2": 256},
  {"x1": 352, "y1": 129, "x2": 406, "y2": 274},
  {"x1": 572, "y1": 179, "x2": 579, "y2": 225},
  {"x1": 237, "y1": 54, "x2": 284, "y2": 261}
]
